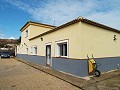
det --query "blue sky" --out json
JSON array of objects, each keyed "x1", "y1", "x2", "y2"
[{"x1": 0, "y1": 0, "x2": 120, "y2": 39}]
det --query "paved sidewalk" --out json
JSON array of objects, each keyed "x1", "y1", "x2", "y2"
[
  {"x1": 15, "y1": 57, "x2": 120, "y2": 90},
  {"x1": 15, "y1": 58, "x2": 87, "y2": 89}
]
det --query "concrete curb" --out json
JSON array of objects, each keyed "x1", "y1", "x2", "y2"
[{"x1": 14, "y1": 57, "x2": 87, "y2": 90}]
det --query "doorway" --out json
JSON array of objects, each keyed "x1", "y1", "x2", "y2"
[{"x1": 46, "y1": 45, "x2": 52, "y2": 66}]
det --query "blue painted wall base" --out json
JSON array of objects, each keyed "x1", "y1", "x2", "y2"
[{"x1": 16, "y1": 54, "x2": 120, "y2": 77}]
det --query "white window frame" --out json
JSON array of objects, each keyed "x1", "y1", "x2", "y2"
[
  {"x1": 45, "y1": 42, "x2": 52, "y2": 66},
  {"x1": 25, "y1": 30, "x2": 28, "y2": 38},
  {"x1": 55, "y1": 39, "x2": 68, "y2": 58},
  {"x1": 31, "y1": 46, "x2": 33, "y2": 54},
  {"x1": 46, "y1": 42, "x2": 52, "y2": 46},
  {"x1": 32, "y1": 45, "x2": 37, "y2": 55}
]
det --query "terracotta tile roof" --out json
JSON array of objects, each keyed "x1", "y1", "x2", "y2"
[{"x1": 29, "y1": 17, "x2": 120, "y2": 40}]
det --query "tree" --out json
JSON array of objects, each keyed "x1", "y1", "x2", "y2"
[
  {"x1": 0, "y1": 43, "x2": 5, "y2": 48},
  {"x1": 17, "y1": 36, "x2": 21, "y2": 44}
]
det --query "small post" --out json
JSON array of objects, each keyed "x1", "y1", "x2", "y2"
[{"x1": 53, "y1": 19, "x2": 55, "y2": 26}]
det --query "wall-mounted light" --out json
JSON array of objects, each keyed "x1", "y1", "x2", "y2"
[
  {"x1": 40, "y1": 37, "x2": 43, "y2": 41},
  {"x1": 113, "y1": 35, "x2": 117, "y2": 41}
]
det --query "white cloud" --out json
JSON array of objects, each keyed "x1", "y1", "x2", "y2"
[
  {"x1": 0, "y1": 32, "x2": 16, "y2": 39},
  {"x1": 86, "y1": 11, "x2": 120, "y2": 29},
  {"x1": 30, "y1": 0, "x2": 97, "y2": 26},
  {"x1": 8, "y1": 36, "x2": 15, "y2": 39},
  {"x1": 0, "y1": 32, "x2": 5, "y2": 39},
  {"x1": 4, "y1": 0, "x2": 120, "y2": 29}
]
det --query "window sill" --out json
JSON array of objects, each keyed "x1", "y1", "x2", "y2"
[
  {"x1": 31, "y1": 54, "x2": 37, "y2": 56},
  {"x1": 55, "y1": 56, "x2": 68, "y2": 58}
]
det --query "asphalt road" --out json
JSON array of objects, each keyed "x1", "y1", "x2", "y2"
[{"x1": 0, "y1": 58, "x2": 80, "y2": 90}]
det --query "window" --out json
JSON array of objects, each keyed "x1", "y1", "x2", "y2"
[
  {"x1": 56, "y1": 40, "x2": 68, "y2": 57},
  {"x1": 25, "y1": 30, "x2": 28, "y2": 37},
  {"x1": 32, "y1": 46, "x2": 37, "y2": 55},
  {"x1": 31, "y1": 47, "x2": 33, "y2": 54},
  {"x1": 34, "y1": 47, "x2": 37, "y2": 54},
  {"x1": 26, "y1": 48, "x2": 28, "y2": 54},
  {"x1": 58, "y1": 43, "x2": 67, "y2": 56}
]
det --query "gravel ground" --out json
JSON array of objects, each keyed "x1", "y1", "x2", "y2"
[
  {"x1": 84, "y1": 75, "x2": 120, "y2": 90},
  {"x1": 0, "y1": 58, "x2": 120, "y2": 90},
  {"x1": 83, "y1": 70, "x2": 120, "y2": 90},
  {"x1": 0, "y1": 58, "x2": 81, "y2": 90}
]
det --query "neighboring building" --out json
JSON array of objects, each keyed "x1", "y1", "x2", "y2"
[{"x1": 17, "y1": 17, "x2": 120, "y2": 77}]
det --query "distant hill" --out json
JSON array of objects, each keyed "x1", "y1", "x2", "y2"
[{"x1": 0, "y1": 39, "x2": 17, "y2": 45}]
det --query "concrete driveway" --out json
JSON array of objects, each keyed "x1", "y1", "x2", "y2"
[{"x1": 0, "y1": 58, "x2": 80, "y2": 90}]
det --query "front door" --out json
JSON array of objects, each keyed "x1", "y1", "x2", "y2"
[{"x1": 46, "y1": 45, "x2": 51, "y2": 66}]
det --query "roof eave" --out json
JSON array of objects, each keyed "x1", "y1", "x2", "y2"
[
  {"x1": 80, "y1": 18, "x2": 120, "y2": 33},
  {"x1": 20, "y1": 21, "x2": 55, "y2": 32},
  {"x1": 29, "y1": 17, "x2": 120, "y2": 40}
]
